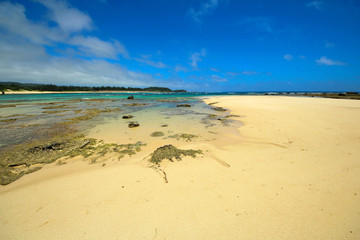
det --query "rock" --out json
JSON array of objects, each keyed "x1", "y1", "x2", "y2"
[
  {"x1": 212, "y1": 107, "x2": 227, "y2": 112},
  {"x1": 122, "y1": 115, "x2": 133, "y2": 119},
  {"x1": 127, "y1": 96, "x2": 134, "y2": 99},
  {"x1": 128, "y1": 121, "x2": 139, "y2": 128},
  {"x1": 208, "y1": 102, "x2": 218, "y2": 106},
  {"x1": 161, "y1": 124, "x2": 168, "y2": 127},
  {"x1": 176, "y1": 104, "x2": 191, "y2": 107},
  {"x1": 124, "y1": 103, "x2": 147, "y2": 106}
]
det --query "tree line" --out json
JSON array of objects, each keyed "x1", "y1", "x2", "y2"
[{"x1": 0, "y1": 82, "x2": 186, "y2": 93}]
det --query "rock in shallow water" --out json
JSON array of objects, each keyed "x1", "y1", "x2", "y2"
[
  {"x1": 128, "y1": 121, "x2": 140, "y2": 128},
  {"x1": 122, "y1": 115, "x2": 133, "y2": 119},
  {"x1": 212, "y1": 107, "x2": 227, "y2": 112},
  {"x1": 176, "y1": 104, "x2": 191, "y2": 107}
]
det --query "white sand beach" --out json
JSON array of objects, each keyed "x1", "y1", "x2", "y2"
[{"x1": 1, "y1": 96, "x2": 360, "y2": 239}]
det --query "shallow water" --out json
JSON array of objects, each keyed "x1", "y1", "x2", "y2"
[{"x1": 0, "y1": 93, "x2": 242, "y2": 151}]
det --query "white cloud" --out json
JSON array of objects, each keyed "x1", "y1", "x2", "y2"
[
  {"x1": 226, "y1": 70, "x2": 271, "y2": 76},
  {"x1": 0, "y1": 1, "x2": 127, "y2": 60},
  {"x1": 188, "y1": 0, "x2": 218, "y2": 24},
  {"x1": 189, "y1": 49, "x2": 207, "y2": 68},
  {"x1": 70, "y1": 36, "x2": 128, "y2": 59},
  {"x1": 307, "y1": 1, "x2": 322, "y2": 10},
  {"x1": 0, "y1": 37, "x2": 167, "y2": 88},
  {"x1": 35, "y1": 0, "x2": 93, "y2": 33},
  {"x1": 316, "y1": 56, "x2": 347, "y2": 66},
  {"x1": 0, "y1": 1, "x2": 64, "y2": 44},
  {"x1": 0, "y1": 1, "x2": 193, "y2": 89},
  {"x1": 211, "y1": 74, "x2": 228, "y2": 82},
  {"x1": 135, "y1": 57, "x2": 166, "y2": 68},
  {"x1": 175, "y1": 65, "x2": 188, "y2": 73},
  {"x1": 241, "y1": 71, "x2": 259, "y2": 76},
  {"x1": 284, "y1": 54, "x2": 293, "y2": 61}
]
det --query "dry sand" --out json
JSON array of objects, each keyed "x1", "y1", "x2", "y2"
[{"x1": 1, "y1": 96, "x2": 360, "y2": 239}]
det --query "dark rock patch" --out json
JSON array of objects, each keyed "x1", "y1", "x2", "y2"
[
  {"x1": 122, "y1": 115, "x2": 133, "y2": 119},
  {"x1": 212, "y1": 107, "x2": 227, "y2": 112},
  {"x1": 124, "y1": 103, "x2": 147, "y2": 107},
  {"x1": 176, "y1": 104, "x2": 191, "y2": 108},
  {"x1": 128, "y1": 121, "x2": 140, "y2": 128}
]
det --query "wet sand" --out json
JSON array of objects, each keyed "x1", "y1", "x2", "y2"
[{"x1": 0, "y1": 96, "x2": 360, "y2": 239}]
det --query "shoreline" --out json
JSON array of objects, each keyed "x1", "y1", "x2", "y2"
[
  {"x1": 2, "y1": 90, "x2": 360, "y2": 100},
  {"x1": 1, "y1": 95, "x2": 360, "y2": 239}
]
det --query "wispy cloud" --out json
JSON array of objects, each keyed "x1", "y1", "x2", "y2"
[
  {"x1": 210, "y1": 67, "x2": 220, "y2": 72},
  {"x1": 240, "y1": 17, "x2": 274, "y2": 33},
  {"x1": 35, "y1": 0, "x2": 93, "y2": 33},
  {"x1": 0, "y1": 1, "x2": 64, "y2": 44},
  {"x1": 188, "y1": 0, "x2": 219, "y2": 24},
  {"x1": 307, "y1": 1, "x2": 323, "y2": 10},
  {"x1": 241, "y1": 71, "x2": 260, "y2": 76},
  {"x1": 210, "y1": 74, "x2": 228, "y2": 82},
  {"x1": 135, "y1": 57, "x2": 166, "y2": 69},
  {"x1": 70, "y1": 36, "x2": 128, "y2": 59},
  {"x1": 316, "y1": 56, "x2": 347, "y2": 66},
  {"x1": 0, "y1": 37, "x2": 161, "y2": 87},
  {"x1": 0, "y1": 1, "x2": 189, "y2": 89},
  {"x1": 284, "y1": 54, "x2": 293, "y2": 61},
  {"x1": 226, "y1": 71, "x2": 270, "y2": 76},
  {"x1": 189, "y1": 49, "x2": 207, "y2": 68},
  {"x1": 175, "y1": 65, "x2": 188, "y2": 73}
]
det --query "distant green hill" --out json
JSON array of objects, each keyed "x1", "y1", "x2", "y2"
[{"x1": 0, "y1": 82, "x2": 186, "y2": 93}]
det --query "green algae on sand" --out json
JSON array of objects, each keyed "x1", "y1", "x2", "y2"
[
  {"x1": 168, "y1": 133, "x2": 198, "y2": 142},
  {"x1": 149, "y1": 144, "x2": 202, "y2": 164}
]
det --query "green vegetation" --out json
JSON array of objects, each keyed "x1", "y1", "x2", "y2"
[
  {"x1": 0, "y1": 82, "x2": 187, "y2": 93},
  {"x1": 149, "y1": 145, "x2": 202, "y2": 164},
  {"x1": 150, "y1": 131, "x2": 165, "y2": 137},
  {"x1": 168, "y1": 133, "x2": 198, "y2": 142},
  {"x1": 0, "y1": 136, "x2": 146, "y2": 185}
]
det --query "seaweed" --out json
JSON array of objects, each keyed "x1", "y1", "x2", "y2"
[
  {"x1": 150, "y1": 131, "x2": 165, "y2": 137},
  {"x1": 0, "y1": 118, "x2": 17, "y2": 123},
  {"x1": 42, "y1": 104, "x2": 73, "y2": 109},
  {"x1": 208, "y1": 102, "x2": 219, "y2": 106},
  {"x1": 63, "y1": 108, "x2": 121, "y2": 125},
  {"x1": 149, "y1": 145, "x2": 202, "y2": 164},
  {"x1": 168, "y1": 133, "x2": 198, "y2": 142},
  {"x1": 0, "y1": 138, "x2": 146, "y2": 185},
  {"x1": 123, "y1": 103, "x2": 147, "y2": 106},
  {"x1": 0, "y1": 104, "x2": 16, "y2": 108}
]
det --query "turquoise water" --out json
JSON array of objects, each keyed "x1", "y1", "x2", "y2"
[
  {"x1": 0, "y1": 92, "x2": 253, "y2": 104},
  {"x1": 0, "y1": 92, "x2": 242, "y2": 150}
]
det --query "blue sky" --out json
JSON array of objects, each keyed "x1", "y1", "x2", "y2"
[{"x1": 0, "y1": 0, "x2": 359, "y2": 91}]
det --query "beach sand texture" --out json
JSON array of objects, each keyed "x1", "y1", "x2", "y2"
[{"x1": 1, "y1": 96, "x2": 360, "y2": 239}]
